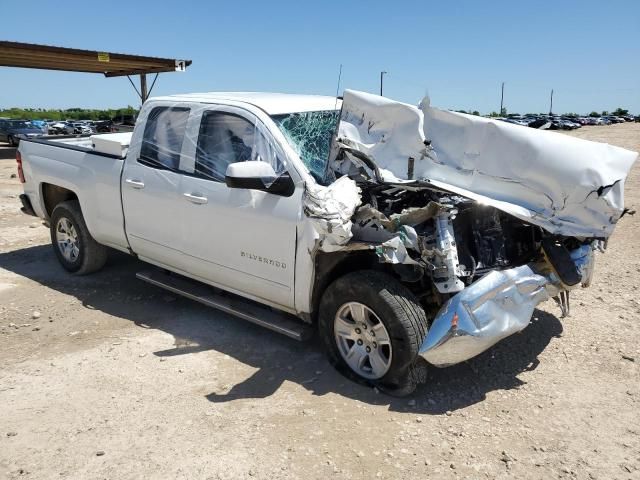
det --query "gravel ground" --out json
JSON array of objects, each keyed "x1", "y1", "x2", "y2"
[{"x1": 1, "y1": 124, "x2": 639, "y2": 480}]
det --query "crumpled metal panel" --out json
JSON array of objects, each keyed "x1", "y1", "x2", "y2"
[
  {"x1": 302, "y1": 176, "x2": 361, "y2": 252},
  {"x1": 330, "y1": 90, "x2": 638, "y2": 238},
  {"x1": 419, "y1": 265, "x2": 557, "y2": 367}
]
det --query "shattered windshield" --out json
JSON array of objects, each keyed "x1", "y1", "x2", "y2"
[{"x1": 272, "y1": 110, "x2": 339, "y2": 184}]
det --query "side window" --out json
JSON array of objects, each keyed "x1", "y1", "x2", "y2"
[
  {"x1": 139, "y1": 107, "x2": 190, "y2": 170},
  {"x1": 195, "y1": 111, "x2": 283, "y2": 182}
]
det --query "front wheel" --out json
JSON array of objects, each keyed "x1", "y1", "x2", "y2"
[
  {"x1": 319, "y1": 270, "x2": 429, "y2": 396},
  {"x1": 50, "y1": 200, "x2": 108, "y2": 275}
]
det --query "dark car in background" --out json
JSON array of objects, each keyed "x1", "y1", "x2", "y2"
[
  {"x1": 92, "y1": 120, "x2": 113, "y2": 133},
  {"x1": 0, "y1": 119, "x2": 44, "y2": 146}
]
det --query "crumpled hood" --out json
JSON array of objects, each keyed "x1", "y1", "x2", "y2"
[{"x1": 329, "y1": 89, "x2": 638, "y2": 238}]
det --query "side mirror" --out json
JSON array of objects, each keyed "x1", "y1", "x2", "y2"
[{"x1": 225, "y1": 161, "x2": 295, "y2": 197}]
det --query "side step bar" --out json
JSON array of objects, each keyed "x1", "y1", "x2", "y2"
[{"x1": 136, "y1": 269, "x2": 313, "y2": 341}]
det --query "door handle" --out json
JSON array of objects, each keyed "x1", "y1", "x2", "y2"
[
  {"x1": 125, "y1": 178, "x2": 145, "y2": 189},
  {"x1": 183, "y1": 192, "x2": 208, "y2": 204}
]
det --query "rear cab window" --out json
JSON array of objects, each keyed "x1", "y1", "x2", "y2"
[{"x1": 139, "y1": 106, "x2": 190, "y2": 170}]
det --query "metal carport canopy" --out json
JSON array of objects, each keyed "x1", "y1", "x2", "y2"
[{"x1": 0, "y1": 40, "x2": 191, "y2": 102}]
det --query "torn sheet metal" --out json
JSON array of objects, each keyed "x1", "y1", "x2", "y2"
[
  {"x1": 419, "y1": 264, "x2": 559, "y2": 367},
  {"x1": 353, "y1": 202, "x2": 443, "y2": 233},
  {"x1": 375, "y1": 235, "x2": 421, "y2": 265},
  {"x1": 331, "y1": 90, "x2": 638, "y2": 238},
  {"x1": 303, "y1": 176, "x2": 361, "y2": 252}
]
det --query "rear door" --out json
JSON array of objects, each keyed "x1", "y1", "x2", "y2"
[
  {"x1": 121, "y1": 105, "x2": 192, "y2": 269},
  {"x1": 177, "y1": 105, "x2": 302, "y2": 310}
]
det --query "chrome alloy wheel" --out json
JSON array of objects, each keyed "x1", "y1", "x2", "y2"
[
  {"x1": 55, "y1": 217, "x2": 80, "y2": 262},
  {"x1": 334, "y1": 302, "x2": 392, "y2": 379}
]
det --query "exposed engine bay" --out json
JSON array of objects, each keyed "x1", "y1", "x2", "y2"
[
  {"x1": 345, "y1": 164, "x2": 595, "y2": 306},
  {"x1": 354, "y1": 183, "x2": 541, "y2": 285}
]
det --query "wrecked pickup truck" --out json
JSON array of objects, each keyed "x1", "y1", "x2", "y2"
[{"x1": 17, "y1": 90, "x2": 637, "y2": 395}]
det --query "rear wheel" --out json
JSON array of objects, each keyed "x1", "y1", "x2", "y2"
[
  {"x1": 319, "y1": 270, "x2": 429, "y2": 396},
  {"x1": 50, "y1": 200, "x2": 107, "y2": 275}
]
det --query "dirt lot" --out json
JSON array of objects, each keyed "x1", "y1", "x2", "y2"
[{"x1": 1, "y1": 124, "x2": 639, "y2": 480}]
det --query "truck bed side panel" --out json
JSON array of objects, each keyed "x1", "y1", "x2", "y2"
[{"x1": 20, "y1": 140, "x2": 128, "y2": 251}]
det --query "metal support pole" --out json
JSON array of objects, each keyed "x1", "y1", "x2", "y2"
[
  {"x1": 549, "y1": 89, "x2": 554, "y2": 115},
  {"x1": 500, "y1": 82, "x2": 505, "y2": 115},
  {"x1": 140, "y1": 74, "x2": 148, "y2": 104},
  {"x1": 380, "y1": 71, "x2": 387, "y2": 96}
]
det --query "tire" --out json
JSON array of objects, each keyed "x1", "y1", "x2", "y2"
[
  {"x1": 319, "y1": 270, "x2": 429, "y2": 396},
  {"x1": 50, "y1": 200, "x2": 108, "y2": 275},
  {"x1": 7, "y1": 135, "x2": 16, "y2": 147}
]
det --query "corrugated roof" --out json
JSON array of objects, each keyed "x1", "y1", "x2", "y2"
[{"x1": 0, "y1": 41, "x2": 191, "y2": 77}]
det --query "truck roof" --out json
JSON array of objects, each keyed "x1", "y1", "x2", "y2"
[{"x1": 152, "y1": 92, "x2": 340, "y2": 115}]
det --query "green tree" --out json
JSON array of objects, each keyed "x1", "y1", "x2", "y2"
[
  {"x1": 589, "y1": 111, "x2": 600, "y2": 117},
  {"x1": 0, "y1": 106, "x2": 139, "y2": 121},
  {"x1": 612, "y1": 108, "x2": 629, "y2": 116},
  {"x1": 601, "y1": 111, "x2": 609, "y2": 116}
]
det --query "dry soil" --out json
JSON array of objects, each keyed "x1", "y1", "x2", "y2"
[{"x1": 1, "y1": 124, "x2": 639, "y2": 479}]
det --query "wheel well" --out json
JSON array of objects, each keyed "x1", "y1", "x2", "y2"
[
  {"x1": 310, "y1": 250, "x2": 381, "y2": 323},
  {"x1": 311, "y1": 250, "x2": 438, "y2": 324},
  {"x1": 41, "y1": 184, "x2": 78, "y2": 218}
]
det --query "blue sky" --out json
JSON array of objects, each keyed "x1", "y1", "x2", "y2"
[{"x1": 2, "y1": 0, "x2": 639, "y2": 114}]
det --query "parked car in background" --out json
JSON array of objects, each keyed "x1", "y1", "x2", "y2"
[
  {"x1": 606, "y1": 116, "x2": 625, "y2": 124},
  {"x1": 71, "y1": 122, "x2": 95, "y2": 135},
  {"x1": 110, "y1": 114, "x2": 137, "y2": 132},
  {"x1": 29, "y1": 120, "x2": 49, "y2": 133},
  {"x1": 561, "y1": 117, "x2": 582, "y2": 129},
  {"x1": 48, "y1": 122, "x2": 75, "y2": 135},
  {"x1": 93, "y1": 120, "x2": 114, "y2": 133},
  {"x1": 548, "y1": 117, "x2": 577, "y2": 130},
  {"x1": 0, "y1": 119, "x2": 44, "y2": 146}
]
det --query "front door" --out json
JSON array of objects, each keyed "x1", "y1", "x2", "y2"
[{"x1": 177, "y1": 106, "x2": 301, "y2": 310}]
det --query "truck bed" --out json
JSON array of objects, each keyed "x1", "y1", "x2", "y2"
[
  {"x1": 30, "y1": 131, "x2": 132, "y2": 158},
  {"x1": 19, "y1": 136, "x2": 130, "y2": 252}
]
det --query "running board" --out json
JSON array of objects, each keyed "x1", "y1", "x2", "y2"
[{"x1": 136, "y1": 269, "x2": 312, "y2": 341}]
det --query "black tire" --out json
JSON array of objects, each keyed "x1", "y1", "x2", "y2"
[
  {"x1": 319, "y1": 270, "x2": 429, "y2": 396},
  {"x1": 50, "y1": 200, "x2": 108, "y2": 275}
]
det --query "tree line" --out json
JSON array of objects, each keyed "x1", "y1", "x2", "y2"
[{"x1": 0, "y1": 106, "x2": 138, "y2": 121}]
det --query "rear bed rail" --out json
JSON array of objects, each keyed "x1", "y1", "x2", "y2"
[{"x1": 21, "y1": 137, "x2": 124, "y2": 160}]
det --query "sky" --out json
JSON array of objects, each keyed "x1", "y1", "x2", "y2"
[{"x1": 1, "y1": 0, "x2": 639, "y2": 114}]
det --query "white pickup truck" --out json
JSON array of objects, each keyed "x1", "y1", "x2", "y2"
[{"x1": 16, "y1": 90, "x2": 637, "y2": 395}]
